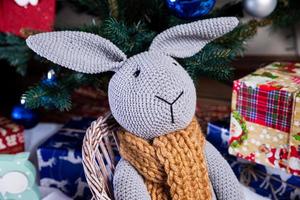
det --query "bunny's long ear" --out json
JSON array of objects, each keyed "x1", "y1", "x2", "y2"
[
  {"x1": 26, "y1": 31, "x2": 126, "y2": 73},
  {"x1": 149, "y1": 17, "x2": 239, "y2": 58}
]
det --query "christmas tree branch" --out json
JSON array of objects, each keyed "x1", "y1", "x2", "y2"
[
  {"x1": 0, "y1": 34, "x2": 32, "y2": 76},
  {"x1": 268, "y1": 0, "x2": 300, "y2": 28},
  {"x1": 68, "y1": 0, "x2": 110, "y2": 18},
  {"x1": 24, "y1": 71, "x2": 110, "y2": 111},
  {"x1": 1, "y1": 0, "x2": 300, "y2": 111}
]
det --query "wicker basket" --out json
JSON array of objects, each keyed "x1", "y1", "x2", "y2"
[
  {"x1": 81, "y1": 111, "x2": 224, "y2": 200},
  {"x1": 82, "y1": 112, "x2": 120, "y2": 200}
]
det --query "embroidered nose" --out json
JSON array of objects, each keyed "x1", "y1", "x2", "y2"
[{"x1": 155, "y1": 91, "x2": 184, "y2": 124}]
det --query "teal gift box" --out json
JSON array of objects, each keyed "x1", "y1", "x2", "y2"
[{"x1": 0, "y1": 152, "x2": 40, "y2": 200}]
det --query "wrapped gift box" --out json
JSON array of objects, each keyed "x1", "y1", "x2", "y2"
[
  {"x1": 0, "y1": 0, "x2": 56, "y2": 36},
  {"x1": 207, "y1": 119, "x2": 230, "y2": 155},
  {"x1": 207, "y1": 119, "x2": 300, "y2": 200},
  {"x1": 230, "y1": 158, "x2": 300, "y2": 200},
  {"x1": 37, "y1": 117, "x2": 94, "y2": 199},
  {"x1": 229, "y1": 62, "x2": 300, "y2": 176},
  {"x1": 0, "y1": 117, "x2": 24, "y2": 154}
]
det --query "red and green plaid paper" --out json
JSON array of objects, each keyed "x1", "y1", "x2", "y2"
[
  {"x1": 229, "y1": 62, "x2": 300, "y2": 176},
  {"x1": 235, "y1": 81, "x2": 293, "y2": 133}
]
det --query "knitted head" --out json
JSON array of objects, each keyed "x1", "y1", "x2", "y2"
[{"x1": 26, "y1": 17, "x2": 238, "y2": 139}]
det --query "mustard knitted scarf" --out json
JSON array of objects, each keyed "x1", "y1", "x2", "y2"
[{"x1": 118, "y1": 117, "x2": 212, "y2": 200}]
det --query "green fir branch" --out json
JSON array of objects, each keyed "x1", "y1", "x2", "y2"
[
  {"x1": 68, "y1": 0, "x2": 109, "y2": 18},
  {"x1": 268, "y1": 0, "x2": 300, "y2": 28},
  {"x1": 99, "y1": 18, "x2": 156, "y2": 56},
  {"x1": 117, "y1": 0, "x2": 165, "y2": 25},
  {"x1": 24, "y1": 70, "x2": 110, "y2": 111},
  {"x1": 0, "y1": 33, "x2": 32, "y2": 76},
  {"x1": 2, "y1": 0, "x2": 299, "y2": 111},
  {"x1": 182, "y1": 43, "x2": 235, "y2": 81}
]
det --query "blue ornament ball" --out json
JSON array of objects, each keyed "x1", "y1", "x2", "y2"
[
  {"x1": 42, "y1": 69, "x2": 57, "y2": 86},
  {"x1": 166, "y1": 0, "x2": 216, "y2": 19},
  {"x1": 11, "y1": 105, "x2": 38, "y2": 129}
]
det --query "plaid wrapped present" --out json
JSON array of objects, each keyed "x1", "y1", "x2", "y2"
[
  {"x1": 235, "y1": 83, "x2": 293, "y2": 133},
  {"x1": 229, "y1": 62, "x2": 300, "y2": 176}
]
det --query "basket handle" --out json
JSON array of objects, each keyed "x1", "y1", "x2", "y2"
[{"x1": 82, "y1": 112, "x2": 116, "y2": 200}]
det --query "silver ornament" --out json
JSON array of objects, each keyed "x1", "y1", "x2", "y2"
[{"x1": 243, "y1": 0, "x2": 277, "y2": 18}]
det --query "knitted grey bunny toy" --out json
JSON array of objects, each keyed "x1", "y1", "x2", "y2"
[{"x1": 26, "y1": 17, "x2": 245, "y2": 200}]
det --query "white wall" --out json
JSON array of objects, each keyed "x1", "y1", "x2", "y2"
[{"x1": 245, "y1": 25, "x2": 297, "y2": 56}]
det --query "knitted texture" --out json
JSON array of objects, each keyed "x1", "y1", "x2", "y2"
[
  {"x1": 114, "y1": 159, "x2": 151, "y2": 200},
  {"x1": 109, "y1": 51, "x2": 196, "y2": 140},
  {"x1": 25, "y1": 17, "x2": 241, "y2": 200},
  {"x1": 26, "y1": 31, "x2": 126, "y2": 73},
  {"x1": 26, "y1": 18, "x2": 239, "y2": 140},
  {"x1": 118, "y1": 117, "x2": 212, "y2": 200},
  {"x1": 205, "y1": 142, "x2": 245, "y2": 200},
  {"x1": 149, "y1": 17, "x2": 239, "y2": 58},
  {"x1": 113, "y1": 141, "x2": 244, "y2": 200}
]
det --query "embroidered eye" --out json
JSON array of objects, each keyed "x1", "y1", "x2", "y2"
[
  {"x1": 133, "y1": 69, "x2": 140, "y2": 78},
  {"x1": 173, "y1": 62, "x2": 178, "y2": 66}
]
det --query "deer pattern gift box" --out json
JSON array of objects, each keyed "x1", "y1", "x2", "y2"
[
  {"x1": 229, "y1": 62, "x2": 300, "y2": 176},
  {"x1": 37, "y1": 117, "x2": 94, "y2": 199}
]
